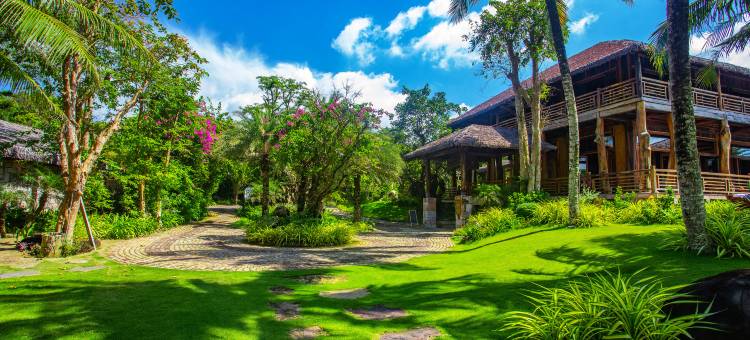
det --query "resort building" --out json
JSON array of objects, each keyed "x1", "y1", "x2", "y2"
[{"x1": 404, "y1": 40, "x2": 750, "y2": 225}]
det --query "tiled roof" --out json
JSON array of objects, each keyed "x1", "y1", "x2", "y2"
[{"x1": 450, "y1": 40, "x2": 644, "y2": 127}]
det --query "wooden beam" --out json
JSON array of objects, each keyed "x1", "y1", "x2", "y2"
[
  {"x1": 717, "y1": 68, "x2": 724, "y2": 111},
  {"x1": 720, "y1": 117, "x2": 732, "y2": 174},
  {"x1": 666, "y1": 113, "x2": 677, "y2": 169},
  {"x1": 634, "y1": 53, "x2": 643, "y2": 97},
  {"x1": 460, "y1": 151, "x2": 472, "y2": 195},
  {"x1": 595, "y1": 115, "x2": 610, "y2": 193}
]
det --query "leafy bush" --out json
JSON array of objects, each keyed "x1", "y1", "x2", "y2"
[
  {"x1": 529, "y1": 199, "x2": 610, "y2": 228},
  {"x1": 502, "y1": 271, "x2": 708, "y2": 339},
  {"x1": 617, "y1": 199, "x2": 682, "y2": 225},
  {"x1": 514, "y1": 202, "x2": 539, "y2": 219},
  {"x1": 239, "y1": 215, "x2": 370, "y2": 247},
  {"x1": 610, "y1": 186, "x2": 638, "y2": 210},
  {"x1": 453, "y1": 208, "x2": 521, "y2": 243},
  {"x1": 72, "y1": 212, "x2": 181, "y2": 240},
  {"x1": 704, "y1": 200, "x2": 750, "y2": 258},
  {"x1": 475, "y1": 184, "x2": 506, "y2": 207},
  {"x1": 579, "y1": 186, "x2": 600, "y2": 204},
  {"x1": 508, "y1": 191, "x2": 549, "y2": 209}
]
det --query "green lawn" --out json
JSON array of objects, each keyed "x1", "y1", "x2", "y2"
[{"x1": 2, "y1": 224, "x2": 749, "y2": 339}]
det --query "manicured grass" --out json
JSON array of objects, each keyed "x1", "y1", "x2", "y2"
[
  {"x1": 2, "y1": 224, "x2": 750, "y2": 339},
  {"x1": 337, "y1": 200, "x2": 416, "y2": 222}
]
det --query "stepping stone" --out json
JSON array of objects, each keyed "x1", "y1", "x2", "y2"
[
  {"x1": 319, "y1": 288, "x2": 369, "y2": 299},
  {"x1": 348, "y1": 305, "x2": 407, "y2": 320},
  {"x1": 269, "y1": 286, "x2": 294, "y2": 295},
  {"x1": 291, "y1": 274, "x2": 341, "y2": 284},
  {"x1": 66, "y1": 259, "x2": 88, "y2": 264},
  {"x1": 380, "y1": 327, "x2": 441, "y2": 340},
  {"x1": 289, "y1": 326, "x2": 327, "y2": 339},
  {"x1": 270, "y1": 302, "x2": 299, "y2": 320},
  {"x1": 0, "y1": 270, "x2": 40, "y2": 279},
  {"x1": 69, "y1": 265, "x2": 106, "y2": 272}
]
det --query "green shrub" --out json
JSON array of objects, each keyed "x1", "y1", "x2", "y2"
[
  {"x1": 514, "y1": 202, "x2": 539, "y2": 219},
  {"x1": 240, "y1": 215, "x2": 368, "y2": 247},
  {"x1": 529, "y1": 199, "x2": 568, "y2": 226},
  {"x1": 611, "y1": 186, "x2": 637, "y2": 210},
  {"x1": 475, "y1": 184, "x2": 506, "y2": 207},
  {"x1": 72, "y1": 212, "x2": 179, "y2": 240},
  {"x1": 529, "y1": 199, "x2": 610, "y2": 228},
  {"x1": 579, "y1": 186, "x2": 600, "y2": 204},
  {"x1": 502, "y1": 271, "x2": 708, "y2": 339},
  {"x1": 617, "y1": 199, "x2": 682, "y2": 225},
  {"x1": 704, "y1": 200, "x2": 750, "y2": 258},
  {"x1": 508, "y1": 191, "x2": 549, "y2": 209},
  {"x1": 453, "y1": 208, "x2": 521, "y2": 243}
]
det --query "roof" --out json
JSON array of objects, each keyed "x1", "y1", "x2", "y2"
[
  {"x1": 403, "y1": 124, "x2": 556, "y2": 160},
  {"x1": 0, "y1": 119, "x2": 58, "y2": 165},
  {"x1": 450, "y1": 39, "x2": 750, "y2": 128}
]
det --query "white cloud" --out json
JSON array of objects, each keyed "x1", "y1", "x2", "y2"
[
  {"x1": 386, "y1": 6, "x2": 426, "y2": 37},
  {"x1": 332, "y1": 17, "x2": 377, "y2": 66},
  {"x1": 412, "y1": 9, "x2": 489, "y2": 69},
  {"x1": 427, "y1": 0, "x2": 451, "y2": 17},
  {"x1": 570, "y1": 13, "x2": 599, "y2": 35},
  {"x1": 690, "y1": 32, "x2": 750, "y2": 68},
  {"x1": 186, "y1": 31, "x2": 406, "y2": 116}
]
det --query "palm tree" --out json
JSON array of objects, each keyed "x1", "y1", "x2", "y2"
[
  {"x1": 1, "y1": 0, "x2": 152, "y2": 237},
  {"x1": 665, "y1": 0, "x2": 708, "y2": 250}
]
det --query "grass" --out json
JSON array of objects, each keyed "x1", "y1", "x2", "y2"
[
  {"x1": 336, "y1": 199, "x2": 415, "y2": 222},
  {"x1": 2, "y1": 224, "x2": 750, "y2": 339}
]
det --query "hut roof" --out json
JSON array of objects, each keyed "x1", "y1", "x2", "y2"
[
  {"x1": 0, "y1": 119, "x2": 58, "y2": 165},
  {"x1": 450, "y1": 39, "x2": 750, "y2": 128},
  {"x1": 403, "y1": 124, "x2": 555, "y2": 160}
]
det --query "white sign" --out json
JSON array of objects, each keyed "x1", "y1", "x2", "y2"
[{"x1": 243, "y1": 187, "x2": 253, "y2": 201}]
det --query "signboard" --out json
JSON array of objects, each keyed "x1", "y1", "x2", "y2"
[
  {"x1": 243, "y1": 187, "x2": 253, "y2": 201},
  {"x1": 408, "y1": 210, "x2": 418, "y2": 226}
]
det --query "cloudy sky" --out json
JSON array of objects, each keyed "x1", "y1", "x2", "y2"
[{"x1": 170, "y1": 0, "x2": 749, "y2": 115}]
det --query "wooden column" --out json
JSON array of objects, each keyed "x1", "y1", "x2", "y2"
[
  {"x1": 717, "y1": 69, "x2": 724, "y2": 111},
  {"x1": 636, "y1": 101, "x2": 652, "y2": 170},
  {"x1": 613, "y1": 124, "x2": 628, "y2": 173},
  {"x1": 460, "y1": 151, "x2": 472, "y2": 195},
  {"x1": 719, "y1": 117, "x2": 732, "y2": 174},
  {"x1": 487, "y1": 158, "x2": 496, "y2": 182},
  {"x1": 422, "y1": 158, "x2": 431, "y2": 198},
  {"x1": 556, "y1": 137, "x2": 569, "y2": 178},
  {"x1": 451, "y1": 169, "x2": 457, "y2": 192},
  {"x1": 595, "y1": 115, "x2": 610, "y2": 193},
  {"x1": 634, "y1": 52, "x2": 643, "y2": 97},
  {"x1": 666, "y1": 113, "x2": 677, "y2": 169}
]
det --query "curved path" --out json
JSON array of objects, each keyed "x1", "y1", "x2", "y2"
[{"x1": 108, "y1": 206, "x2": 453, "y2": 271}]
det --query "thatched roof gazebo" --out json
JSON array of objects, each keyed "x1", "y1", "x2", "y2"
[{"x1": 0, "y1": 119, "x2": 58, "y2": 165}]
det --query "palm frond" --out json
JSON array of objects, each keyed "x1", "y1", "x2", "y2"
[
  {"x1": 449, "y1": 0, "x2": 481, "y2": 23},
  {"x1": 0, "y1": 52, "x2": 61, "y2": 115}
]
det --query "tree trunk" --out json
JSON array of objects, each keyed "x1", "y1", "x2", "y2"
[
  {"x1": 296, "y1": 173, "x2": 307, "y2": 213},
  {"x1": 515, "y1": 95, "x2": 530, "y2": 188},
  {"x1": 0, "y1": 202, "x2": 8, "y2": 238},
  {"x1": 667, "y1": 0, "x2": 707, "y2": 250},
  {"x1": 260, "y1": 149, "x2": 270, "y2": 216},
  {"x1": 138, "y1": 179, "x2": 146, "y2": 215},
  {"x1": 57, "y1": 178, "x2": 84, "y2": 237},
  {"x1": 232, "y1": 182, "x2": 240, "y2": 205},
  {"x1": 528, "y1": 61, "x2": 543, "y2": 192},
  {"x1": 155, "y1": 144, "x2": 172, "y2": 226},
  {"x1": 353, "y1": 174, "x2": 362, "y2": 222},
  {"x1": 545, "y1": 0, "x2": 579, "y2": 225}
]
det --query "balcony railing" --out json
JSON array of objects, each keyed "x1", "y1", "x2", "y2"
[
  {"x1": 541, "y1": 168, "x2": 750, "y2": 196},
  {"x1": 494, "y1": 77, "x2": 750, "y2": 129}
]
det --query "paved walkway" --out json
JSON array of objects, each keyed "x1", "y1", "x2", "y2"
[{"x1": 108, "y1": 206, "x2": 453, "y2": 271}]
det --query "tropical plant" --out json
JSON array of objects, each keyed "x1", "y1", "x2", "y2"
[
  {"x1": 502, "y1": 270, "x2": 709, "y2": 339},
  {"x1": 453, "y1": 207, "x2": 521, "y2": 243}
]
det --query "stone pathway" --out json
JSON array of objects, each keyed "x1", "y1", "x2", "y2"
[
  {"x1": 109, "y1": 205, "x2": 452, "y2": 271},
  {"x1": 0, "y1": 270, "x2": 40, "y2": 280}
]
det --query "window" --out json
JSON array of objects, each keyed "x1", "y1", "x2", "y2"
[
  {"x1": 579, "y1": 156, "x2": 589, "y2": 172},
  {"x1": 732, "y1": 146, "x2": 750, "y2": 160}
]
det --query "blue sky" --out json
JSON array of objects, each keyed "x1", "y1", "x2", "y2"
[{"x1": 169, "y1": 0, "x2": 731, "y2": 116}]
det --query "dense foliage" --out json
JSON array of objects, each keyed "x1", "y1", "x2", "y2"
[
  {"x1": 454, "y1": 208, "x2": 521, "y2": 243},
  {"x1": 236, "y1": 213, "x2": 372, "y2": 248}
]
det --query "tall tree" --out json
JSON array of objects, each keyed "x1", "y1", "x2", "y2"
[
  {"x1": 666, "y1": 0, "x2": 708, "y2": 250},
  {"x1": 348, "y1": 133, "x2": 404, "y2": 222},
  {"x1": 468, "y1": 0, "x2": 554, "y2": 192},
  {"x1": 237, "y1": 76, "x2": 306, "y2": 216}
]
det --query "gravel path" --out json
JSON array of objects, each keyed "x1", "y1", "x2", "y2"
[{"x1": 108, "y1": 206, "x2": 453, "y2": 271}]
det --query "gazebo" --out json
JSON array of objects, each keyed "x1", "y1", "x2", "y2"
[{"x1": 404, "y1": 124, "x2": 555, "y2": 227}]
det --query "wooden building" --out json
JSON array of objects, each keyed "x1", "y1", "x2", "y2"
[{"x1": 405, "y1": 40, "x2": 750, "y2": 208}]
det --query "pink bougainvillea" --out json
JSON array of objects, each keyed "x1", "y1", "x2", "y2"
[{"x1": 195, "y1": 118, "x2": 217, "y2": 154}]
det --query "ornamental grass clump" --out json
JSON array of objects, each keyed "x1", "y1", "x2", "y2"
[
  {"x1": 665, "y1": 200, "x2": 750, "y2": 258},
  {"x1": 502, "y1": 271, "x2": 709, "y2": 339},
  {"x1": 453, "y1": 208, "x2": 521, "y2": 243},
  {"x1": 242, "y1": 215, "x2": 367, "y2": 247},
  {"x1": 529, "y1": 199, "x2": 610, "y2": 228}
]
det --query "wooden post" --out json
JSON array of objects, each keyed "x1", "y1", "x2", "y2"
[
  {"x1": 80, "y1": 196, "x2": 96, "y2": 250},
  {"x1": 460, "y1": 151, "x2": 472, "y2": 195},
  {"x1": 636, "y1": 102, "x2": 652, "y2": 171},
  {"x1": 613, "y1": 124, "x2": 628, "y2": 173},
  {"x1": 634, "y1": 52, "x2": 644, "y2": 97},
  {"x1": 422, "y1": 159, "x2": 431, "y2": 198},
  {"x1": 717, "y1": 68, "x2": 724, "y2": 111},
  {"x1": 595, "y1": 115, "x2": 610, "y2": 193},
  {"x1": 487, "y1": 158, "x2": 496, "y2": 182},
  {"x1": 650, "y1": 165, "x2": 658, "y2": 195},
  {"x1": 451, "y1": 169, "x2": 457, "y2": 192},
  {"x1": 666, "y1": 113, "x2": 677, "y2": 169},
  {"x1": 719, "y1": 117, "x2": 732, "y2": 174}
]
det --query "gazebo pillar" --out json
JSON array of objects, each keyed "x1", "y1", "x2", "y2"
[
  {"x1": 595, "y1": 115, "x2": 611, "y2": 193},
  {"x1": 422, "y1": 158, "x2": 436, "y2": 228},
  {"x1": 719, "y1": 117, "x2": 732, "y2": 174},
  {"x1": 456, "y1": 150, "x2": 473, "y2": 228}
]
